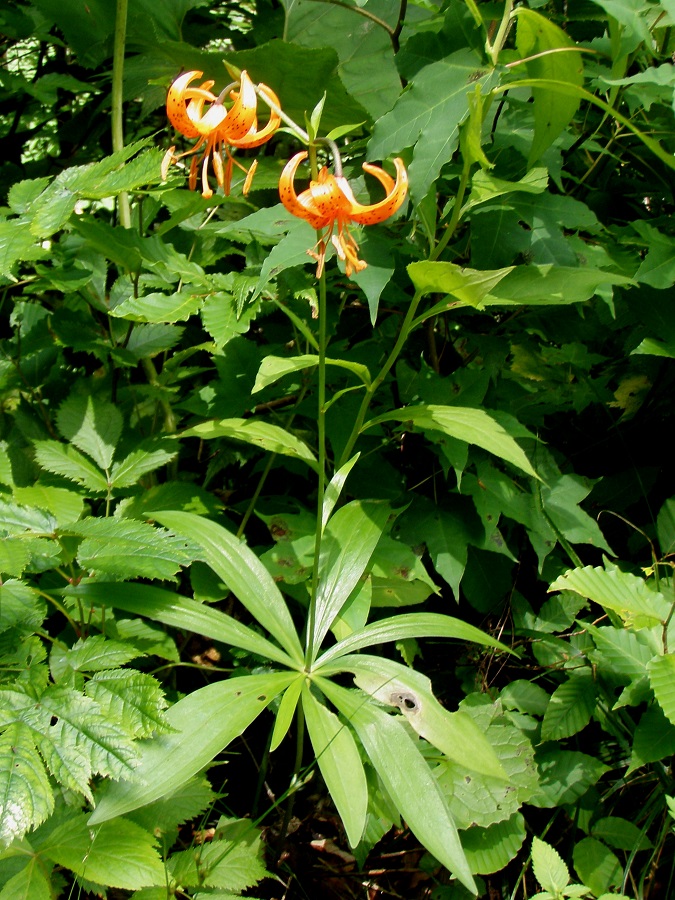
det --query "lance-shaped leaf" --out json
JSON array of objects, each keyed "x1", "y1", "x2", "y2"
[
  {"x1": 339, "y1": 655, "x2": 505, "y2": 779},
  {"x1": 317, "y1": 677, "x2": 476, "y2": 894},
  {"x1": 302, "y1": 685, "x2": 368, "y2": 848},
  {"x1": 56, "y1": 393, "x2": 122, "y2": 470},
  {"x1": 89, "y1": 671, "x2": 294, "y2": 824},
  {"x1": 66, "y1": 582, "x2": 298, "y2": 669},
  {"x1": 0, "y1": 721, "x2": 54, "y2": 847},
  {"x1": 179, "y1": 419, "x2": 318, "y2": 472},
  {"x1": 152, "y1": 511, "x2": 304, "y2": 664},
  {"x1": 33, "y1": 441, "x2": 109, "y2": 493},
  {"x1": 310, "y1": 500, "x2": 391, "y2": 658},
  {"x1": 253, "y1": 354, "x2": 371, "y2": 393},
  {"x1": 315, "y1": 611, "x2": 512, "y2": 668},
  {"x1": 364, "y1": 405, "x2": 536, "y2": 478}
]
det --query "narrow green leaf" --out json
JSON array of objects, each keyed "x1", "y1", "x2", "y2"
[
  {"x1": 179, "y1": 418, "x2": 318, "y2": 472},
  {"x1": 318, "y1": 678, "x2": 476, "y2": 894},
  {"x1": 311, "y1": 500, "x2": 391, "y2": 656},
  {"x1": 322, "y1": 454, "x2": 360, "y2": 530},
  {"x1": 253, "y1": 354, "x2": 371, "y2": 393},
  {"x1": 344, "y1": 655, "x2": 506, "y2": 779},
  {"x1": 540, "y1": 669, "x2": 596, "y2": 741},
  {"x1": 151, "y1": 511, "x2": 304, "y2": 663},
  {"x1": 531, "y1": 836, "x2": 569, "y2": 893},
  {"x1": 109, "y1": 442, "x2": 178, "y2": 488},
  {"x1": 364, "y1": 405, "x2": 537, "y2": 478},
  {"x1": 66, "y1": 582, "x2": 297, "y2": 669},
  {"x1": 269, "y1": 676, "x2": 304, "y2": 752},
  {"x1": 89, "y1": 672, "x2": 294, "y2": 823},
  {"x1": 302, "y1": 685, "x2": 368, "y2": 848},
  {"x1": 315, "y1": 611, "x2": 511, "y2": 668},
  {"x1": 0, "y1": 860, "x2": 52, "y2": 900},
  {"x1": 109, "y1": 291, "x2": 204, "y2": 324}
]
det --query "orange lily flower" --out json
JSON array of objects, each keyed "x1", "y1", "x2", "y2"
[
  {"x1": 162, "y1": 70, "x2": 280, "y2": 198},
  {"x1": 278, "y1": 151, "x2": 408, "y2": 277}
]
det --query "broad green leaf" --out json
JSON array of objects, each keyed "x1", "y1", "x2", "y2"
[
  {"x1": 657, "y1": 497, "x2": 675, "y2": 556},
  {"x1": 0, "y1": 722, "x2": 53, "y2": 847},
  {"x1": 648, "y1": 654, "x2": 675, "y2": 725},
  {"x1": 541, "y1": 475, "x2": 613, "y2": 553},
  {"x1": 365, "y1": 405, "x2": 536, "y2": 478},
  {"x1": 513, "y1": 8, "x2": 584, "y2": 165},
  {"x1": 586, "y1": 624, "x2": 655, "y2": 683},
  {"x1": 253, "y1": 354, "x2": 371, "y2": 393},
  {"x1": 407, "y1": 261, "x2": 515, "y2": 311},
  {"x1": 12, "y1": 485, "x2": 84, "y2": 528},
  {"x1": 532, "y1": 748, "x2": 608, "y2": 807},
  {"x1": 462, "y1": 167, "x2": 549, "y2": 214},
  {"x1": 318, "y1": 678, "x2": 476, "y2": 894},
  {"x1": 591, "y1": 816, "x2": 652, "y2": 851},
  {"x1": 461, "y1": 813, "x2": 527, "y2": 875},
  {"x1": 540, "y1": 669, "x2": 596, "y2": 741},
  {"x1": 33, "y1": 441, "x2": 109, "y2": 492},
  {"x1": 68, "y1": 518, "x2": 194, "y2": 581},
  {"x1": 109, "y1": 291, "x2": 204, "y2": 324},
  {"x1": 0, "y1": 581, "x2": 46, "y2": 632},
  {"x1": 89, "y1": 671, "x2": 294, "y2": 824},
  {"x1": 550, "y1": 565, "x2": 669, "y2": 628},
  {"x1": 302, "y1": 685, "x2": 368, "y2": 848},
  {"x1": 315, "y1": 611, "x2": 511, "y2": 668},
  {"x1": 500, "y1": 680, "x2": 550, "y2": 716},
  {"x1": 531, "y1": 836, "x2": 569, "y2": 893},
  {"x1": 56, "y1": 393, "x2": 122, "y2": 470},
  {"x1": 269, "y1": 676, "x2": 304, "y2": 752},
  {"x1": 283, "y1": 0, "x2": 400, "y2": 119},
  {"x1": 482, "y1": 264, "x2": 632, "y2": 306},
  {"x1": 629, "y1": 705, "x2": 675, "y2": 773},
  {"x1": 0, "y1": 221, "x2": 47, "y2": 278},
  {"x1": 573, "y1": 837, "x2": 621, "y2": 897},
  {"x1": 0, "y1": 538, "x2": 30, "y2": 577},
  {"x1": 369, "y1": 49, "x2": 497, "y2": 204},
  {"x1": 434, "y1": 698, "x2": 539, "y2": 830},
  {"x1": 57, "y1": 634, "x2": 141, "y2": 672},
  {"x1": 201, "y1": 291, "x2": 258, "y2": 348},
  {"x1": 42, "y1": 813, "x2": 165, "y2": 890},
  {"x1": 179, "y1": 418, "x2": 318, "y2": 472},
  {"x1": 344, "y1": 655, "x2": 505, "y2": 779},
  {"x1": 168, "y1": 816, "x2": 268, "y2": 892},
  {"x1": 0, "y1": 499, "x2": 55, "y2": 534},
  {"x1": 151, "y1": 511, "x2": 304, "y2": 664},
  {"x1": 0, "y1": 860, "x2": 52, "y2": 900},
  {"x1": 254, "y1": 216, "x2": 319, "y2": 294},
  {"x1": 127, "y1": 774, "x2": 216, "y2": 837},
  {"x1": 66, "y1": 583, "x2": 297, "y2": 669},
  {"x1": 311, "y1": 500, "x2": 391, "y2": 656}
]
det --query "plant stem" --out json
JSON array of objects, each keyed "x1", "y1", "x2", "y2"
[
  {"x1": 337, "y1": 289, "x2": 424, "y2": 469},
  {"x1": 276, "y1": 702, "x2": 305, "y2": 854},
  {"x1": 111, "y1": 0, "x2": 131, "y2": 228}
]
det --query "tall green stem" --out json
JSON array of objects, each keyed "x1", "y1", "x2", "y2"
[
  {"x1": 337, "y1": 289, "x2": 424, "y2": 469},
  {"x1": 112, "y1": 0, "x2": 131, "y2": 229}
]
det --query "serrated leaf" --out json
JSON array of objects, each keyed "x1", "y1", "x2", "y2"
[
  {"x1": 531, "y1": 836, "x2": 569, "y2": 893},
  {"x1": 629, "y1": 704, "x2": 675, "y2": 773},
  {"x1": 127, "y1": 774, "x2": 216, "y2": 836},
  {"x1": 69, "y1": 517, "x2": 194, "y2": 581},
  {"x1": 550, "y1": 565, "x2": 669, "y2": 629},
  {"x1": 168, "y1": 817, "x2": 268, "y2": 891},
  {"x1": 109, "y1": 291, "x2": 204, "y2": 324},
  {"x1": 0, "y1": 221, "x2": 47, "y2": 278},
  {"x1": 109, "y1": 442, "x2": 178, "y2": 488},
  {"x1": 648, "y1": 653, "x2": 675, "y2": 725},
  {"x1": 86, "y1": 670, "x2": 170, "y2": 739},
  {"x1": 0, "y1": 722, "x2": 54, "y2": 847},
  {"x1": 302, "y1": 685, "x2": 368, "y2": 848},
  {"x1": 59, "y1": 634, "x2": 142, "y2": 673},
  {"x1": 180, "y1": 418, "x2": 318, "y2": 472},
  {"x1": 591, "y1": 816, "x2": 652, "y2": 852},
  {"x1": 365, "y1": 405, "x2": 536, "y2": 478},
  {"x1": 541, "y1": 669, "x2": 596, "y2": 741},
  {"x1": 0, "y1": 581, "x2": 47, "y2": 631},
  {"x1": 56, "y1": 394, "x2": 122, "y2": 470},
  {"x1": 0, "y1": 540, "x2": 32, "y2": 578},
  {"x1": 318, "y1": 678, "x2": 476, "y2": 894},
  {"x1": 42, "y1": 812, "x2": 164, "y2": 890},
  {"x1": 33, "y1": 441, "x2": 108, "y2": 492},
  {"x1": 12, "y1": 485, "x2": 84, "y2": 528},
  {"x1": 0, "y1": 858, "x2": 52, "y2": 900}
]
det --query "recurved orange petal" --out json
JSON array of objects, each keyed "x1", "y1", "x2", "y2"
[{"x1": 344, "y1": 158, "x2": 408, "y2": 225}]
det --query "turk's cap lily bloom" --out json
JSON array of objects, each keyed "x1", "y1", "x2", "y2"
[
  {"x1": 278, "y1": 151, "x2": 408, "y2": 277},
  {"x1": 162, "y1": 70, "x2": 280, "y2": 198}
]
